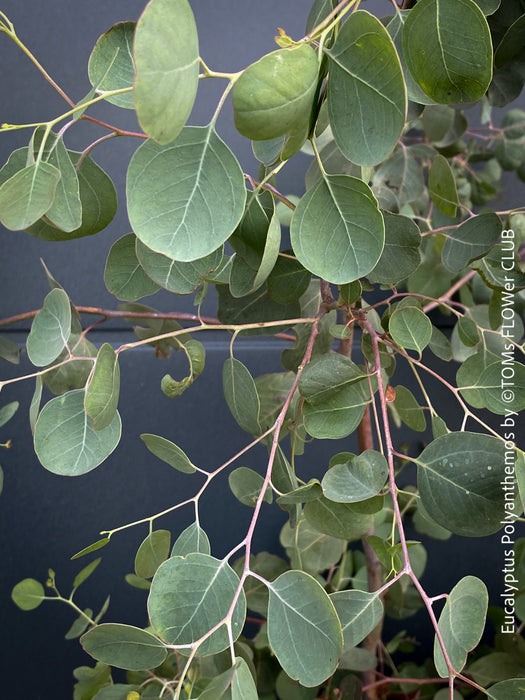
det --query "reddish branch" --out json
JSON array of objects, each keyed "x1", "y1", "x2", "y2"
[{"x1": 0, "y1": 305, "x2": 296, "y2": 342}]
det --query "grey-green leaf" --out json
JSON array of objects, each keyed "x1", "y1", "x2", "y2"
[
  {"x1": 0, "y1": 400, "x2": 19, "y2": 428},
  {"x1": 303, "y1": 378, "x2": 371, "y2": 440},
  {"x1": 367, "y1": 213, "x2": 421, "y2": 285},
  {"x1": 387, "y1": 11, "x2": 435, "y2": 105},
  {"x1": 26, "y1": 154, "x2": 117, "y2": 241},
  {"x1": 290, "y1": 174, "x2": 384, "y2": 284},
  {"x1": 330, "y1": 590, "x2": 383, "y2": 649},
  {"x1": 81, "y1": 623, "x2": 167, "y2": 671},
  {"x1": 72, "y1": 537, "x2": 111, "y2": 560},
  {"x1": 232, "y1": 44, "x2": 318, "y2": 143},
  {"x1": 488, "y1": 680, "x2": 525, "y2": 699},
  {"x1": 417, "y1": 432, "x2": 506, "y2": 536},
  {"x1": 45, "y1": 138, "x2": 82, "y2": 232},
  {"x1": 230, "y1": 656, "x2": 258, "y2": 700},
  {"x1": 402, "y1": 0, "x2": 493, "y2": 104},
  {"x1": 326, "y1": 11, "x2": 406, "y2": 166},
  {"x1": 433, "y1": 576, "x2": 487, "y2": 676},
  {"x1": 65, "y1": 611, "x2": 93, "y2": 640},
  {"x1": 73, "y1": 558, "x2": 102, "y2": 591},
  {"x1": 135, "y1": 530, "x2": 171, "y2": 579},
  {"x1": 147, "y1": 553, "x2": 246, "y2": 655},
  {"x1": 11, "y1": 578, "x2": 46, "y2": 611},
  {"x1": 389, "y1": 306, "x2": 432, "y2": 354},
  {"x1": 267, "y1": 570, "x2": 342, "y2": 687},
  {"x1": 222, "y1": 358, "x2": 261, "y2": 435},
  {"x1": 133, "y1": 0, "x2": 199, "y2": 144},
  {"x1": 321, "y1": 450, "x2": 388, "y2": 503},
  {"x1": 392, "y1": 385, "x2": 427, "y2": 432},
  {"x1": 84, "y1": 343, "x2": 120, "y2": 431},
  {"x1": 304, "y1": 497, "x2": 374, "y2": 540},
  {"x1": 0, "y1": 334, "x2": 21, "y2": 364},
  {"x1": 127, "y1": 126, "x2": 246, "y2": 261},
  {"x1": 0, "y1": 162, "x2": 60, "y2": 230},
  {"x1": 104, "y1": 234, "x2": 160, "y2": 301},
  {"x1": 140, "y1": 433, "x2": 196, "y2": 474},
  {"x1": 229, "y1": 467, "x2": 272, "y2": 507},
  {"x1": 88, "y1": 22, "x2": 135, "y2": 109},
  {"x1": 34, "y1": 389, "x2": 121, "y2": 476},
  {"x1": 442, "y1": 213, "x2": 501, "y2": 273},
  {"x1": 136, "y1": 238, "x2": 223, "y2": 295},
  {"x1": 429, "y1": 155, "x2": 459, "y2": 217},
  {"x1": 171, "y1": 523, "x2": 211, "y2": 557},
  {"x1": 280, "y1": 518, "x2": 346, "y2": 574},
  {"x1": 26, "y1": 288, "x2": 71, "y2": 367}
]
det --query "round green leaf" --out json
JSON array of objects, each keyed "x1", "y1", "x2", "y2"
[
  {"x1": 147, "y1": 553, "x2": 246, "y2": 655},
  {"x1": 475, "y1": 361, "x2": 525, "y2": 414},
  {"x1": 11, "y1": 578, "x2": 45, "y2": 611},
  {"x1": 392, "y1": 385, "x2": 427, "y2": 432},
  {"x1": 330, "y1": 590, "x2": 383, "y2": 649},
  {"x1": 26, "y1": 154, "x2": 117, "y2": 241},
  {"x1": 233, "y1": 44, "x2": 318, "y2": 141},
  {"x1": 140, "y1": 433, "x2": 196, "y2": 473},
  {"x1": 417, "y1": 432, "x2": 506, "y2": 536},
  {"x1": 0, "y1": 161, "x2": 60, "y2": 231},
  {"x1": 34, "y1": 389, "x2": 121, "y2": 476},
  {"x1": 81, "y1": 623, "x2": 167, "y2": 671},
  {"x1": 303, "y1": 378, "x2": 370, "y2": 440},
  {"x1": 280, "y1": 519, "x2": 346, "y2": 574},
  {"x1": 488, "y1": 680, "x2": 525, "y2": 699},
  {"x1": 133, "y1": 0, "x2": 199, "y2": 144},
  {"x1": 171, "y1": 523, "x2": 211, "y2": 558},
  {"x1": 127, "y1": 126, "x2": 246, "y2": 262},
  {"x1": 327, "y1": 10, "x2": 406, "y2": 165},
  {"x1": 290, "y1": 174, "x2": 384, "y2": 284},
  {"x1": 267, "y1": 570, "x2": 342, "y2": 687},
  {"x1": 402, "y1": 0, "x2": 493, "y2": 104},
  {"x1": 136, "y1": 238, "x2": 223, "y2": 295},
  {"x1": 135, "y1": 530, "x2": 171, "y2": 579},
  {"x1": 88, "y1": 22, "x2": 135, "y2": 109},
  {"x1": 367, "y1": 213, "x2": 421, "y2": 285},
  {"x1": 229, "y1": 467, "x2": 272, "y2": 507},
  {"x1": 322, "y1": 450, "x2": 388, "y2": 503},
  {"x1": 389, "y1": 306, "x2": 432, "y2": 353},
  {"x1": 304, "y1": 497, "x2": 374, "y2": 540},
  {"x1": 104, "y1": 234, "x2": 160, "y2": 301},
  {"x1": 433, "y1": 576, "x2": 488, "y2": 676},
  {"x1": 442, "y1": 213, "x2": 501, "y2": 273},
  {"x1": 26, "y1": 288, "x2": 71, "y2": 367}
]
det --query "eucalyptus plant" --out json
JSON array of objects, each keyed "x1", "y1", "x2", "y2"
[{"x1": 1, "y1": 0, "x2": 525, "y2": 698}]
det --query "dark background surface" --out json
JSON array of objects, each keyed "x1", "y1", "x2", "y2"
[{"x1": 0, "y1": 1, "x2": 523, "y2": 698}]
